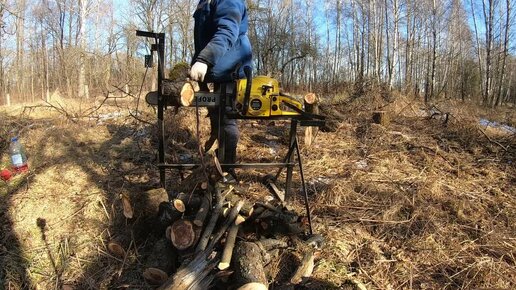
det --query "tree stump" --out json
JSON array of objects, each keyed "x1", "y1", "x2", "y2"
[{"x1": 372, "y1": 111, "x2": 389, "y2": 126}]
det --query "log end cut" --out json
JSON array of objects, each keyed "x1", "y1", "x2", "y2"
[{"x1": 170, "y1": 219, "x2": 196, "y2": 250}]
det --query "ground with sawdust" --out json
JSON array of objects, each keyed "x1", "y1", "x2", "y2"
[{"x1": 0, "y1": 90, "x2": 514, "y2": 290}]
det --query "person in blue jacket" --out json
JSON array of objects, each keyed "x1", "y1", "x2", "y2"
[{"x1": 190, "y1": 0, "x2": 252, "y2": 175}]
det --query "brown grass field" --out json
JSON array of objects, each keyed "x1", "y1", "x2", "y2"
[{"x1": 0, "y1": 89, "x2": 515, "y2": 290}]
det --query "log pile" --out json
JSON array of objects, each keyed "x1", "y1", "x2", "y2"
[{"x1": 143, "y1": 177, "x2": 324, "y2": 290}]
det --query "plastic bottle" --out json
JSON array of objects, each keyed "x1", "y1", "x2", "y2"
[{"x1": 9, "y1": 137, "x2": 29, "y2": 173}]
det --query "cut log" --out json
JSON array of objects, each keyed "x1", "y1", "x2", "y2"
[
  {"x1": 303, "y1": 93, "x2": 319, "y2": 147},
  {"x1": 157, "y1": 201, "x2": 183, "y2": 232},
  {"x1": 206, "y1": 201, "x2": 244, "y2": 251},
  {"x1": 173, "y1": 198, "x2": 186, "y2": 213},
  {"x1": 218, "y1": 223, "x2": 240, "y2": 270},
  {"x1": 232, "y1": 241, "x2": 268, "y2": 289},
  {"x1": 195, "y1": 188, "x2": 225, "y2": 253},
  {"x1": 177, "y1": 150, "x2": 221, "y2": 193},
  {"x1": 193, "y1": 193, "x2": 211, "y2": 227},
  {"x1": 170, "y1": 219, "x2": 196, "y2": 250},
  {"x1": 107, "y1": 241, "x2": 126, "y2": 258},
  {"x1": 157, "y1": 249, "x2": 215, "y2": 290},
  {"x1": 372, "y1": 110, "x2": 389, "y2": 126},
  {"x1": 225, "y1": 193, "x2": 254, "y2": 217},
  {"x1": 303, "y1": 93, "x2": 318, "y2": 106},
  {"x1": 256, "y1": 239, "x2": 288, "y2": 251},
  {"x1": 162, "y1": 80, "x2": 195, "y2": 106},
  {"x1": 303, "y1": 93, "x2": 319, "y2": 115},
  {"x1": 143, "y1": 268, "x2": 169, "y2": 286},
  {"x1": 290, "y1": 250, "x2": 315, "y2": 284},
  {"x1": 175, "y1": 192, "x2": 203, "y2": 215},
  {"x1": 237, "y1": 283, "x2": 268, "y2": 290}
]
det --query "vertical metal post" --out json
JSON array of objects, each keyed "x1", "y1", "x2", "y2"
[
  {"x1": 284, "y1": 119, "x2": 298, "y2": 201},
  {"x1": 157, "y1": 33, "x2": 166, "y2": 187},
  {"x1": 217, "y1": 83, "x2": 227, "y2": 164}
]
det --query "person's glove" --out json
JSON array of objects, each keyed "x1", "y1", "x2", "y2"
[{"x1": 190, "y1": 62, "x2": 208, "y2": 82}]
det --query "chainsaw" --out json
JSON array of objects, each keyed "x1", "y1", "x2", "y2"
[
  {"x1": 234, "y1": 72, "x2": 304, "y2": 118},
  {"x1": 146, "y1": 66, "x2": 318, "y2": 119}
]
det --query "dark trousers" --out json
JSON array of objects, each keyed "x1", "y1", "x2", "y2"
[
  {"x1": 202, "y1": 82, "x2": 239, "y2": 164},
  {"x1": 208, "y1": 106, "x2": 239, "y2": 164}
]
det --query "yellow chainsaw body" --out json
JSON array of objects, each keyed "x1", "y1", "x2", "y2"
[{"x1": 235, "y1": 76, "x2": 302, "y2": 117}]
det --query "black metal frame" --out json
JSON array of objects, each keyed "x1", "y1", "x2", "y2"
[{"x1": 136, "y1": 30, "x2": 324, "y2": 235}]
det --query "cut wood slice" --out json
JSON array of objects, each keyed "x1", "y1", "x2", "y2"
[
  {"x1": 303, "y1": 93, "x2": 318, "y2": 105},
  {"x1": 143, "y1": 267, "x2": 169, "y2": 285},
  {"x1": 121, "y1": 193, "x2": 133, "y2": 219},
  {"x1": 170, "y1": 219, "x2": 196, "y2": 250},
  {"x1": 173, "y1": 199, "x2": 186, "y2": 213},
  {"x1": 180, "y1": 82, "x2": 195, "y2": 106},
  {"x1": 107, "y1": 241, "x2": 126, "y2": 258}
]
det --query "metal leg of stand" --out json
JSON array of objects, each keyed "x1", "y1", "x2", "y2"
[
  {"x1": 217, "y1": 84, "x2": 226, "y2": 165},
  {"x1": 158, "y1": 104, "x2": 166, "y2": 187},
  {"x1": 284, "y1": 120, "x2": 298, "y2": 201},
  {"x1": 294, "y1": 136, "x2": 313, "y2": 235}
]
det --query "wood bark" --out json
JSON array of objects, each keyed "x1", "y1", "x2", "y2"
[
  {"x1": 232, "y1": 241, "x2": 268, "y2": 289},
  {"x1": 193, "y1": 193, "x2": 211, "y2": 227},
  {"x1": 218, "y1": 223, "x2": 240, "y2": 270},
  {"x1": 290, "y1": 250, "x2": 315, "y2": 284},
  {"x1": 195, "y1": 188, "x2": 225, "y2": 253}
]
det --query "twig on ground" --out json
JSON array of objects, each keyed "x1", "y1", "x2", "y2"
[{"x1": 478, "y1": 127, "x2": 509, "y2": 151}]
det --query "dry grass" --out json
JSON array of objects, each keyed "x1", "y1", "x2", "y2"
[{"x1": 0, "y1": 90, "x2": 515, "y2": 289}]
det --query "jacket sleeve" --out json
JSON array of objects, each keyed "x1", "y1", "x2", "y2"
[{"x1": 196, "y1": 0, "x2": 244, "y2": 66}]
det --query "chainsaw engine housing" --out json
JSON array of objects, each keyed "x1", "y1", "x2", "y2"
[{"x1": 235, "y1": 76, "x2": 302, "y2": 117}]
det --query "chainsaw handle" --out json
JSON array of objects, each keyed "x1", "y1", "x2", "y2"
[{"x1": 242, "y1": 66, "x2": 252, "y2": 115}]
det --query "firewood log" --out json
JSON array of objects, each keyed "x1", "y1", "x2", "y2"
[
  {"x1": 177, "y1": 150, "x2": 222, "y2": 193},
  {"x1": 195, "y1": 188, "x2": 225, "y2": 253},
  {"x1": 225, "y1": 193, "x2": 254, "y2": 217},
  {"x1": 159, "y1": 202, "x2": 243, "y2": 290},
  {"x1": 193, "y1": 193, "x2": 211, "y2": 227},
  {"x1": 218, "y1": 222, "x2": 240, "y2": 270},
  {"x1": 303, "y1": 93, "x2": 319, "y2": 114},
  {"x1": 175, "y1": 192, "x2": 203, "y2": 215},
  {"x1": 232, "y1": 241, "x2": 268, "y2": 290},
  {"x1": 162, "y1": 80, "x2": 195, "y2": 106},
  {"x1": 290, "y1": 250, "x2": 315, "y2": 284},
  {"x1": 256, "y1": 238, "x2": 288, "y2": 251},
  {"x1": 157, "y1": 201, "x2": 183, "y2": 233},
  {"x1": 157, "y1": 249, "x2": 215, "y2": 290},
  {"x1": 143, "y1": 268, "x2": 169, "y2": 286},
  {"x1": 206, "y1": 201, "x2": 244, "y2": 251},
  {"x1": 304, "y1": 93, "x2": 320, "y2": 147},
  {"x1": 170, "y1": 219, "x2": 196, "y2": 250}
]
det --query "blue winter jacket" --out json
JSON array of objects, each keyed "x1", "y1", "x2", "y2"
[{"x1": 193, "y1": 0, "x2": 252, "y2": 82}]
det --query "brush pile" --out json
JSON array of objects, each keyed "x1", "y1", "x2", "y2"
[{"x1": 132, "y1": 152, "x2": 322, "y2": 290}]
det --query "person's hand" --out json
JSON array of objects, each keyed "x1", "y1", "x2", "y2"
[{"x1": 190, "y1": 62, "x2": 208, "y2": 82}]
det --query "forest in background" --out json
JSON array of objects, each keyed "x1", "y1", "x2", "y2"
[{"x1": 0, "y1": 0, "x2": 515, "y2": 108}]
